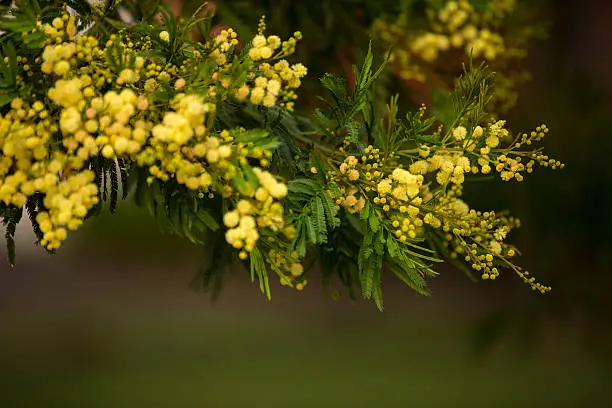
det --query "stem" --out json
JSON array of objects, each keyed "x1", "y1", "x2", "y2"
[{"x1": 290, "y1": 132, "x2": 336, "y2": 155}]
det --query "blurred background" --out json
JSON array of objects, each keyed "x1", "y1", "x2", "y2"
[{"x1": 1, "y1": 0, "x2": 611, "y2": 406}]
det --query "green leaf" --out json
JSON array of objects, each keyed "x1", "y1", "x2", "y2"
[
  {"x1": 288, "y1": 178, "x2": 320, "y2": 196},
  {"x1": 0, "y1": 93, "x2": 17, "y2": 108},
  {"x1": 240, "y1": 128, "x2": 269, "y2": 142},
  {"x1": 117, "y1": 158, "x2": 130, "y2": 199},
  {"x1": 238, "y1": 128, "x2": 282, "y2": 151},
  {"x1": 320, "y1": 73, "x2": 348, "y2": 104},
  {"x1": 313, "y1": 195, "x2": 327, "y2": 243},
  {"x1": 304, "y1": 207, "x2": 317, "y2": 244},
  {"x1": 109, "y1": 161, "x2": 119, "y2": 214},
  {"x1": 388, "y1": 261, "x2": 430, "y2": 296},
  {"x1": 356, "y1": 41, "x2": 374, "y2": 91},
  {"x1": 328, "y1": 182, "x2": 342, "y2": 198},
  {"x1": 358, "y1": 231, "x2": 384, "y2": 310},
  {"x1": 25, "y1": 195, "x2": 44, "y2": 247},
  {"x1": 250, "y1": 246, "x2": 270, "y2": 300},
  {"x1": 373, "y1": 229, "x2": 385, "y2": 255},
  {"x1": 415, "y1": 133, "x2": 442, "y2": 144},
  {"x1": 295, "y1": 220, "x2": 308, "y2": 257},
  {"x1": 368, "y1": 208, "x2": 380, "y2": 232},
  {"x1": 354, "y1": 40, "x2": 391, "y2": 92},
  {"x1": 105, "y1": 36, "x2": 125, "y2": 73},
  {"x1": 319, "y1": 191, "x2": 341, "y2": 229},
  {"x1": 431, "y1": 90, "x2": 455, "y2": 129},
  {"x1": 2, "y1": 205, "x2": 23, "y2": 268},
  {"x1": 22, "y1": 31, "x2": 45, "y2": 49},
  {"x1": 0, "y1": 40, "x2": 17, "y2": 87},
  {"x1": 387, "y1": 233, "x2": 400, "y2": 259},
  {"x1": 360, "y1": 200, "x2": 370, "y2": 220},
  {"x1": 385, "y1": 231, "x2": 434, "y2": 296},
  {"x1": 194, "y1": 208, "x2": 220, "y2": 232},
  {"x1": 345, "y1": 120, "x2": 361, "y2": 143},
  {"x1": 180, "y1": 204, "x2": 204, "y2": 244},
  {"x1": 0, "y1": 6, "x2": 37, "y2": 33}
]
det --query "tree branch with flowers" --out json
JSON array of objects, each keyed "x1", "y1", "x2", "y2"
[{"x1": 0, "y1": 0, "x2": 562, "y2": 309}]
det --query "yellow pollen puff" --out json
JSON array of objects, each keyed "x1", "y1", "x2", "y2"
[{"x1": 452, "y1": 126, "x2": 467, "y2": 140}]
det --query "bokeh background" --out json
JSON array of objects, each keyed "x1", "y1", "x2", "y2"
[{"x1": 1, "y1": 0, "x2": 611, "y2": 406}]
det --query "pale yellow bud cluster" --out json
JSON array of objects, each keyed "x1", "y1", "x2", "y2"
[
  {"x1": 332, "y1": 146, "x2": 388, "y2": 214},
  {"x1": 248, "y1": 34, "x2": 279, "y2": 61},
  {"x1": 0, "y1": 101, "x2": 99, "y2": 252},
  {"x1": 337, "y1": 187, "x2": 366, "y2": 214},
  {"x1": 237, "y1": 76, "x2": 282, "y2": 107},
  {"x1": 452, "y1": 125, "x2": 467, "y2": 141},
  {"x1": 426, "y1": 153, "x2": 471, "y2": 185},
  {"x1": 339, "y1": 156, "x2": 360, "y2": 182},
  {"x1": 41, "y1": 42, "x2": 77, "y2": 76},
  {"x1": 36, "y1": 171, "x2": 98, "y2": 250},
  {"x1": 215, "y1": 28, "x2": 239, "y2": 51},
  {"x1": 487, "y1": 240, "x2": 502, "y2": 255},
  {"x1": 436, "y1": 198, "x2": 550, "y2": 291},
  {"x1": 463, "y1": 122, "x2": 560, "y2": 182},
  {"x1": 450, "y1": 198, "x2": 470, "y2": 216},
  {"x1": 209, "y1": 29, "x2": 239, "y2": 65},
  {"x1": 409, "y1": 160, "x2": 429, "y2": 175},
  {"x1": 117, "y1": 68, "x2": 140, "y2": 85},
  {"x1": 252, "y1": 168, "x2": 288, "y2": 199},
  {"x1": 371, "y1": 167, "x2": 424, "y2": 226},
  {"x1": 235, "y1": 59, "x2": 307, "y2": 111},
  {"x1": 224, "y1": 201, "x2": 260, "y2": 256},
  {"x1": 423, "y1": 212, "x2": 442, "y2": 229},
  {"x1": 390, "y1": 168, "x2": 423, "y2": 200},
  {"x1": 140, "y1": 96, "x2": 219, "y2": 190},
  {"x1": 432, "y1": 1, "x2": 507, "y2": 59},
  {"x1": 49, "y1": 77, "x2": 87, "y2": 114},
  {"x1": 223, "y1": 191, "x2": 286, "y2": 258},
  {"x1": 151, "y1": 95, "x2": 210, "y2": 146},
  {"x1": 40, "y1": 14, "x2": 77, "y2": 43},
  {"x1": 269, "y1": 249, "x2": 307, "y2": 290},
  {"x1": 485, "y1": 120, "x2": 509, "y2": 148},
  {"x1": 482, "y1": 0, "x2": 517, "y2": 22},
  {"x1": 411, "y1": 33, "x2": 450, "y2": 62},
  {"x1": 391, "y1": 212, "x2": 424, "y2": 241},
  {"x1": 0, "y1": 105, "x2": 57, "y2": 208},
  {"x1": 372, "y1": 0, "x2": 528, "y2": 111},
  {"x1": 468, "y1": 29, "x2": 505, "y2": 60}
]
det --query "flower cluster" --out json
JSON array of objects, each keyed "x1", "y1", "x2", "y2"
[
  {"x1": 0, "y1": 1, "x2": 562, "y2": 306},
  {"x1": 372, "y1": 0, "x2": 538, "y2": 111},
  {"x1": 314, "y1": 92, "x2": 561, "y2": 296},
  {"x1": 235, "y1": 23, "x2": 306, "y2": 110},
  {"x1": 269, "y1": 249, "x2": 306, "y2": 290},
  {"x1": 223, "y1": 167, "x2": 288, "y2": 259},
  {"x1": 0, "y1": 8, "x2": 306, "y2": 291},
  {"x1": 36, "y1": 171, "x2": 99, "y2": 249},
  {"x1": 0, "y1": 94, "x2": 100, "y2": 249}
]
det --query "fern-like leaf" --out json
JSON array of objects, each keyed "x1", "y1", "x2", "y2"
[
  {"x1": 1, "y1": 205, "x2": 22, "y2": 268},
  {"x1": 249, "y1": 246, "x2": 270, "y2": 300},
  {"x1": 109, "y1": 160, "x2": 119, "y2": 213}
]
